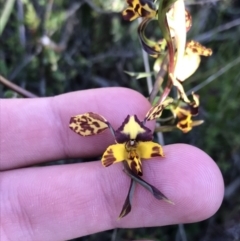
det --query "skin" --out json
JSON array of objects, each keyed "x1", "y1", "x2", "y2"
[{"x1": 0, "y1": 87, "x2": 224, "y2": 241}]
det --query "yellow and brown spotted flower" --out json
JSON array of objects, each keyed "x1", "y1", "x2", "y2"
[
  {"x1": 70, "y1": 112, "x2": 164, "y2": 176},
  {"x1": 174, "y1": 107, "x2": 204, "y2": 133},
  {"x1": 101, "y1": 115, "x2": 163, "y2": 176},
  {"x1": 176, "y1": 40, "x2": 212, "y2": 82},
  {"x1": 122, "y1": 0, "x2": 161, "y2": 56},
  {"x1": 171, "y1": 94, "x2": 203, "y2": 133},
  {"x1": 69, "y1": 99, "x2": 173, "y2": 218},
  {"x1": 69, "y1": 99, "x2": 172, "y2": 175}
]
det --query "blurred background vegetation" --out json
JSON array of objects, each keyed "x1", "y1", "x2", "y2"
[{"x1": 1, "y1": 0, "x2": 240, "y2": 240}]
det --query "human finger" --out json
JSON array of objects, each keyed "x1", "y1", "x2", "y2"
[
  {"x1": 1, "y1": 144, "x2": 224, "y2": 241},
  {"x1": 0, "y1": 87, "x2": 153, "y2": 170}
]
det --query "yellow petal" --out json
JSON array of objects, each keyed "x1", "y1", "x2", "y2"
[
  {"x1": 176, "y1": 118, "x2": 192, "y2": 133},
  {"x1": 101, "y1": 143, "x2": 126, "y2": 167},
  {"x1": 176, "y1": 51, "x2": 201, "y2": 81},
  {"x1": 137, "y1": 141, "x2": 164, "y2": 159},
  {"x1": 187, "y1": 40, "x2": 212, "y2": 56},
  {"x1": 116, "y1": 115, "x2": 152, "y2": 142},
  {"x1": 174, "y1": 108, "x2": 193, "y2": 133}
]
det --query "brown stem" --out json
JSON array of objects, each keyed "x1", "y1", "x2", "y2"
[
  {"x1": 156, "y1": 17, "x2": 175, "y2": 105},
  {"x1": 0, "y1": 75, "x2": 38, "y2": 98},
  {"x1": 118, "y1": 178, "x2": 136, "y2": 219},
  {"x1": 149, "y1": 54, "x2": 169, "y2": 104},
  {"x1": 123, "y1": 162, "x2": 174, "y2": 204}
]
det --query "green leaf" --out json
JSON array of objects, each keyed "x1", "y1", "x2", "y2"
[{"x1": 124, "y1": 70, "x2": 154, "y2": 79}]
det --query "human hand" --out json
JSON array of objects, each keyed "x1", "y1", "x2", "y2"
[{"x1": 0, "y1": 88, "x2": 224, "y2": 241}]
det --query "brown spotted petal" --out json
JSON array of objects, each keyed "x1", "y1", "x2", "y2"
[
  {"x1": 69, "y1": 112, "x2": 109, "y2": 136},
  {"x1": 115, "y1": 115, "x2": 152, "y2": 143},
  {"x1": 101, "y1": 143, "x2": 126, "y2": 167},
  {"x1": 177, "y1": 41, "x2": 212, "y2": 82},
  {"x1": 126, "y1": 153, "x2": 143, "y2": 176},
  {"x1": 137, "y1": 141, "x2": 164, "y2": 159},
  {"x1": 189, "y1": 92, "x2": 200, "y2": 116},
  {"x1": 187, "y1": 40, "x2": 212, "y2": 56},
  {"x1": 122, "y1": 0, "x2": 157, "y2": 21},
  {"x1": 122, "y1": 7, "x2": 139, "y2": 21},
  {"x1": 145, "y1": 98, "x2": 174, "y2": 121}
]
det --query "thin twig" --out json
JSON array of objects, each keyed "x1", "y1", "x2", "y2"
[
  {"x1": 186, "y1": 56, "x2": 240, "y2": 95},
  {"x1": 43, "y1": 0, "x2": 54, "y2": 35},
  {"x1": 185, "y1": 0, "x2": 221, "y2": 5},
  {"x1": 111, "y1": 228, "x2": 118, "y2": 241},
  {"x1": 0, "y1": 75, "x2": 38, "y2": 98},
  {"x1": 195, "y1": 18, "x2": 240, "y2": 43},
  {"x1": 138, "y1": 18, "x2": 153, "y2": 93},
  {"x1": 9, "y1": 47, "x2": 42, "y2": 80},
  {"x1": 16, "y1": 0, "x2": 26, "y2": 47},
  {"x1": 59, "y1": 3, "x2": 83, "y2": 49},
  {"x1": 83, "y1": 0, "x2": 116, "y2": 14},
  {"x1": 224, "y1": 177, "x2": 240, "y2": 200},
  {"x1": 149, "y1": 55, "x2": 168, "y2": 104},
  {"x1": 176, "y1": 224, "x2": 188, "y2": 241}
]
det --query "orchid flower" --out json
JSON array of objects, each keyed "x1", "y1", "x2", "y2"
[
  {"x1": 176, "y1": 40, "x2": 212, "y2": 82},
  {"x1": 123, "y1": 0, "x2": 161, "y2": 57},
  {"x1": 174, "y1": 106, "x2": 204, "y2": 133},
  {"x1": 122, "y1": 0, "x2": 191, "y2": 58},
  {"x1": 152, "y1": 2, "x2": 212, "y2": 109},
  {"x1": 69, "y1": 98, "x2": 173, "y2": 218},
  {"x1": 154, "y1": 93, "x2": 203, "y2": 133}
]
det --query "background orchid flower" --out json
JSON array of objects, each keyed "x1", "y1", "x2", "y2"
[
  {"x1": 151, "y1": 1, "x2": 212, "y2": 108},
  {"x1": 154, "y1": 93, "x2": 203, "y2": 133},
  {"x1": 176, "y1": 40, "x2": 213, "y2": 82},
  {"x1": 69, "y1": 99, "x2": 173, "y2": 218},
  {"x1": 122, "y1": 0, "x2": 163, "y2": 57},
  {"x1": 102, "y1": 115, "x2": 163, "y2": 176},
  {"x1": 173, "y1": 106, "x2": 204, "y2": 133},
  {"x1": 173, "y1": 93, "x2": 203, "y2": 133}
]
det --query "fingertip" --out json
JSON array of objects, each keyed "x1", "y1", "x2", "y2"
[
  {"x1": 60, "y1": 87, "x2": 154, "y2": 158},
  {"x1": 158, "y1": 144, "x2": 224, "y2": 223},
  {"x1": 113, "y1": 143, "x2": 224, "y2": 227},
  {"x1": 58, "y1": 87, "x2": 152, "y2": 124}
]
